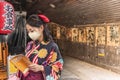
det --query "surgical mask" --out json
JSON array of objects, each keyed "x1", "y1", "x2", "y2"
[{"x1": 28, "y1": 31, "x2": 41, "y2": 41}]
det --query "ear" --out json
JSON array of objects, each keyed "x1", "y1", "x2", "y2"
[{"x1": 40, "y1": 25, "x2": 44, "y2": 32}]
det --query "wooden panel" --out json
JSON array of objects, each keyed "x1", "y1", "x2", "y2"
[
  {"x1": 71, "y1": 28, "x2": 79, "y2": 42},
  {"x1": 107, "y1": 24, "x2": 120, "y2": 46},
  {"x1": 86, "y1": 27, "x2": 95, "y2": 46},
  {"x1": 66, "y1": 28, "x2": 72, "y2": 41},
  {"x1": 78, "y1": 28, "x2": 87, "y2": 43},
  {"x1": 96, "y1": 26, "x2": 106, "y2": 45}
]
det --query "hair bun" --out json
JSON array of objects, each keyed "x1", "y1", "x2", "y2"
[{"x1": 38, "y1": 14, "x2": 50, "y2": 23}]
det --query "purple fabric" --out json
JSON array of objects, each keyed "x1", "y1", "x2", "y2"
[{"x1": 21, "y1": 71, "x2": 44, "y2": 80}]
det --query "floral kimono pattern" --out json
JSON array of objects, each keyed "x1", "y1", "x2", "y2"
[{"x1": 18, "y1": 41, "x2": 64, "y2": 80}]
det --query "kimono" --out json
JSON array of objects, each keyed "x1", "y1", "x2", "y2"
[{"x1": 18, "y1": 41, "x2": 64, "y2": 80}]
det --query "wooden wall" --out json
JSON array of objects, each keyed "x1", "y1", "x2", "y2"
[{"x1": 48, "y1": 22, "x2": 120, "y2": 73}]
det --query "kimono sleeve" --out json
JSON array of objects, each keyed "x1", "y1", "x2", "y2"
[{"x1": 43, "y1": 43, "x2": 64, "y2": 80}]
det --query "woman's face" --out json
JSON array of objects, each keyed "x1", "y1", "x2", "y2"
[{"x1": 26, "y1": 24, "x2": 44, "y2": 41}]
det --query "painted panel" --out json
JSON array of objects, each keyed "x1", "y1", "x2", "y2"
[
  {"x1": 71, "y1": 28, "x2": 79, "y2": 42},
  {"x1": 86, "y1": 27, "x2": 95, "y2": 46},
  {"x1": 56, "y1": 27, "x2": 61, "y2": 39},
  {"x1": 66, "y1": 28, "x2": 72, "y2": 41},
  {"x1": 96, "y1": 27, "x2": 106, "y2": 45},
  {"x1": 78, "y1": 28, "x2": 87, "y2": 43},
  {"x1": 107, "y1": 25, "x2": 120, "y2": 46},
  {"x1": 60, "y1": 26, "x2": 66, "y2": 40}
]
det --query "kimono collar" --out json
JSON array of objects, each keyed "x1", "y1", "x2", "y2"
[{"x1": 41, "y1": 41, "x2": 50, "y2": 45}]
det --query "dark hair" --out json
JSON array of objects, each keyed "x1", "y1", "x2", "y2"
[
  {"x1": 8, "y1": 16, "x2": 26, "y2": 55},
  {"x1": 27, "y1": 14, "x2": 53, "y2": 42}
]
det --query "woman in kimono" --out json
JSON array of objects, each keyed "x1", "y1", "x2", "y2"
[{"x1": 18, "y1": 14, "x2": 64, "y2": 80}]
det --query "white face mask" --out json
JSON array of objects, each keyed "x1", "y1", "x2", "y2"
[{"x1": 28, "y1": 31, "x2": 41, "y2": 41}]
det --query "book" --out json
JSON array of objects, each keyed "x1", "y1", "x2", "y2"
[{"x1": 10, "y1": 54, "x2": 32, "y2": 76}]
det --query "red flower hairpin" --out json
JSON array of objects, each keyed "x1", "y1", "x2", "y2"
[{"x1": 38, "y1": 14, "x2": 50, "y2": 23}]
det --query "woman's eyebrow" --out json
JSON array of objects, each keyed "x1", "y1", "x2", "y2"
[{"x1": 26, "y1": 28, "x2": 31, "y2": 32}]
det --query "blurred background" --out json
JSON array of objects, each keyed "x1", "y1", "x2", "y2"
[{"x1": 1, "y1": 0, "x2": 120, "y2": 80}]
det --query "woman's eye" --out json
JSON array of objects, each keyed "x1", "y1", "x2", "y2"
[{"x1": 31, "y1": 30, "x2": 34, "y2": 32}]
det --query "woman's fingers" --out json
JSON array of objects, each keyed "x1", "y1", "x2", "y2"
[
  {"x1": 29, "y1": 64, "x2": 37, "y2": 68},
  {"x1": 28, "y1": 63, "x2": 44, "y2": 72},
  {"x1": 29, "y1": 64, "x2": 36, "y2": 67},
  {"x1": 30, "y1": 68, "x2": 36, "y2": 71},
  {"x1": 29, "y1": 67, "x2": 36, "y2": 70}
]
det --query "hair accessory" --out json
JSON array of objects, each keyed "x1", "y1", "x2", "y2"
[{"x1": 38, "y1": 14, "x2": 50, "y2": 23}]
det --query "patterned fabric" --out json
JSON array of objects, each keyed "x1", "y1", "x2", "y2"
[
  {"x1": 8, "y1": 74, "x2": 20, "y2": 80},
  {"x1": 18, "y1": 41, "x2": 64, "y2": 80},
  {"x1": 21, "y1": 71, "x2": 44, "y2": 80}
]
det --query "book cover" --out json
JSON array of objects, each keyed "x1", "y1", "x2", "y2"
[{"x1": 10, "y1": 54, "x2": 32, "y2": 76}]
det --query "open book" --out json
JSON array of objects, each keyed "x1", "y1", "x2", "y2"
[{"x1": 10, "y1": 54, "x2": 32, "y2": 76}]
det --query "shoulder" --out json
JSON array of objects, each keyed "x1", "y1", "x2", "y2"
[
  {"x1": 49, "y1": 42, "x2": 60, "y2": 52},
  {"x1": 50, "y1": 41, "x2": 59, "y2": 49}
]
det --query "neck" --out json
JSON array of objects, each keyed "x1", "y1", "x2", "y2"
[
  {"x1": 38, "y1": 34, "x2": 50, "y2": 45},
  {"x1": 38, "y1": 34, "x2": 43, "y2": 42}
]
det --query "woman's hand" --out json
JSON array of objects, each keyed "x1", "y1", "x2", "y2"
[{"x1": 29, "y1": 63, "x2": 44, "y2": 72}]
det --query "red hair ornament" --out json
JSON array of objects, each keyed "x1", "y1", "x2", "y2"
[{"x1": 38, "y1": 14, "x2": 50, "y2": 23}]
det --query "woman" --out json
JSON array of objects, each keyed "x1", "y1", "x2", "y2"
[{"x1": 18, "y1": 14, "x2": 64, "y2": 80}]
